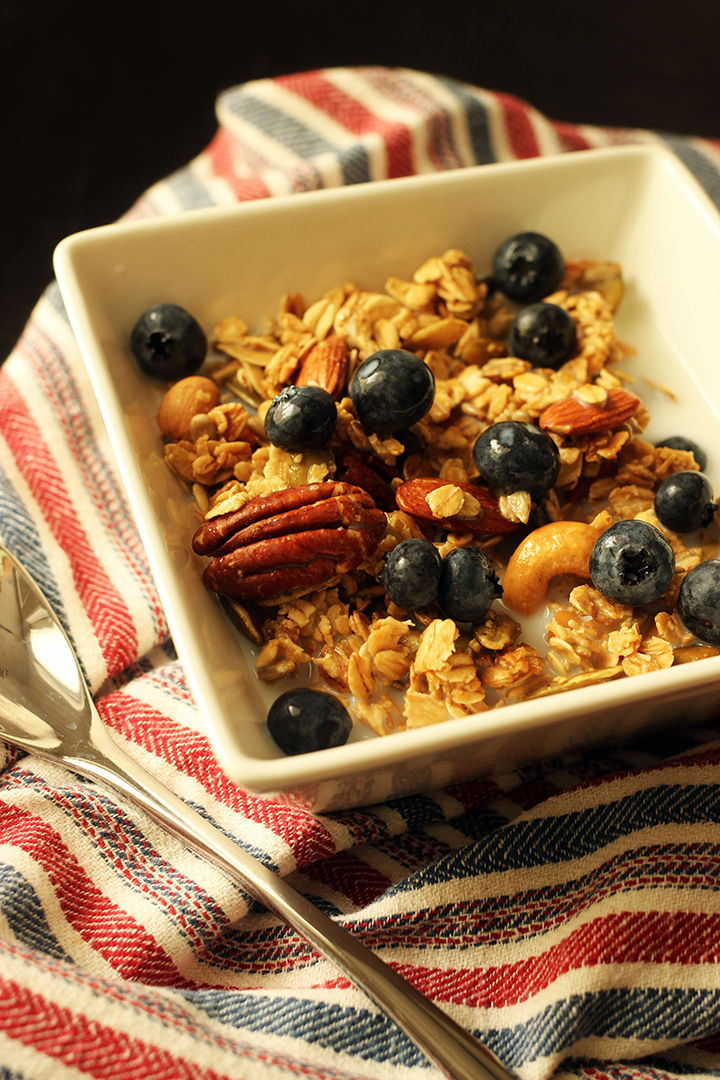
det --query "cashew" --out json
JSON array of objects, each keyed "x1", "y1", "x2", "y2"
[{"x1": 502, "y1": 521, "x2": 604, "y2": 616}]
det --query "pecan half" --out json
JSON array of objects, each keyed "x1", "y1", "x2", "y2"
[
  {"x1": 395, "y1": 477, "x2": 520, "y2": 535},
  {"x1": 193, "y1": 481, "x2": 385, "y2": 601},
  {"x1": 334, "y1": 450, "x2": 398, "y2": 512}
]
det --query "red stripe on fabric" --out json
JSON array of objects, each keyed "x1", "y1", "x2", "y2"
[
  {"x1": 147, "y1": 663, "x2": 197, "y2": 705},
  {"x1": 381, "y1": 832, "x2": 452, "y2": 874},
  {"x1": 20, "y1": 325, "x2": 167, "y2": 643},
  {"x1": 495, "y1": 92, "x2": 542, "y2": 159},
  {"x1": 506, "y1": 773, "x2": 562, "y2": 811},
  {"x1": 0, "y1": 975, "x2": 233, "y2": 1080},
  {"x1": 551, "y1": 121, "x2": 592, "y2": 152},
  {"x1": 692, "y1": 1029, "x2": 720, "y2": 1052},
  {"x1": 205, "y1": 129, "x2": 272, "y2": 200},
  {"x1": 0, "y1": 371, "x2": 138, "y2": 674},
  {"x1": 350, "y1": 67, "x2": 462, "y2": 172},
  {"x1": 276, "y1": 70, "x2": 415, "y2": 178},
  {"x1": 97, "y1": 693, "x2": 339, "y2": 866},
  {"x1": 302, "y1": 850, "x2": 393, "y2": 908},
  {"x1": 569, "y1": 743, "x2": 720, "y2": 796},
  {"x1": 444, "y1": 777, "x2": 508, "y2": 811},
  {"x1": 640, "y1": 742, "x2": 720, "y2": 773},
  {"x1": 329, "y1": 811, "x2": 390, "y2": 851},
  {"x1": 0, "y1": 801, "x2": 194, "y2": 987},
  {"x1": 575, "y1": 1071, "x2": 630, "y2": 1080},
  {"x1": 391, "y1": 909, "x2": 720, "y2": 1008}
]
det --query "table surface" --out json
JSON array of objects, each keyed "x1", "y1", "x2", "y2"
[{"x1": 3, "y1": 0, "x2": 720, "y2": 360}]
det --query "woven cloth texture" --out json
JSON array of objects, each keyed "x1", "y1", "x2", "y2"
[{"x1": 2, "y1": 67, "x2": 720, "y2": 1080}]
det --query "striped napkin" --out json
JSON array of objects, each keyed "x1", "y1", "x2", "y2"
[{"x1": 2, "y1": 67, "x2": 720, "y2": 1080}]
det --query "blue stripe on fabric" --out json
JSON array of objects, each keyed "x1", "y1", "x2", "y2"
[
  {"x1": 0, "y1": 864, "x2": 72, "y2": 962},
  {"x1": 146, "y1": 659, "x2": 201, "y2": 708},
  {"x1": 385, "y1": 70, "x2": 465, "y2": 171},
  {"x1": 99, "y1": 645, "x2": 178, "y2": 694},
  {"x1": 296, "y1": 894, "x2": 344, "y2": 917},
  {"x1": 661, "y1": 136, "x2": 720, "y2": 210},
  {"x1": 484, "y1": 987, "x2": 720, "y2": 1070},
  {"x1": 425, "y1": 113, "x2": 463, "y2": 172},
  {"x1": 209, "y1": 921, "x2": 302, "y2": 969},
  {"x1": 355, "y1": 69, "x2": 460, "y2": 172},
  {"x1": 0, "y1": 1067, "x2": 28, "y2": 1080},
  {"x1": 225, "y1": 93, "x2": 336, "y2": 161},
  {"x1": 0, "y1": 462, "x2": 83, "y2": 668},
  {"x1": 335, "y1": 144, "x2": 371, "y2": 186},
  {"x1": 223, "y1": 93, "x2": 349, "y2": 187},
  {"x1": 330, "y1": 793, "x2": 446, "y2": 856},
  {"x1": 384, "y1": 793, "x2": 446, "y2": 831},
  {"x1": 389, "y1": 783, "x2": 720, "y2": 893},
  {"x1": 177, "y1": 988, "x2": 428, "y2": 1069},
  {"x1": 166, "y1": 167, "x2": 218, "y2": 210},
  {"x1": 183, "y1": 798, "x2": 282, "y2": 875},
  {"x1": 177, "y1": 985, "x2": 720, "y2": 1071},
  {"x1": 381, "y1": 832, "x2": 454, "y2": 874},
  {"x1": 625, "y1": 730, "x2": 704, "y2": 760},
  {"x1": 438, "y1": 78, "x2": 496, "y2": 165},
  {"x1": 224, "y1": 84, "x2": 372, "y2": 185},
  {"x1": 451, "y1": 806, "x2": 511, "y2": 842}
]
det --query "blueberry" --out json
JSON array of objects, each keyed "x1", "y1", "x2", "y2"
[
  {"x1": 265, "y1": 385, "x2": 337, "y2": 451},
  {"x1": 437, "y1": 547, "x2": 502, "y2": 624},
  {"x1": 654, "y1": 471, "x2": 717, "y2": 533},
  {"x1": 350, "y1": 349, "x2": 435, "y2": 435},
  {"x1": 655, "y1": 436, "x2": 708, "y2": 472},
  {"x1": 380, "y1": 538, "x2": 441, "y2": 610},
  {"x1": 472, "y1": 420, "x2": 560, "y2": 497},
  {"x1": 267, "y1": 688, "x2": 352, "y2": 755},
  {"x1": 130, "y1": 303, "x2": 207, "y2": 380},
  {"x1": 508, "y1": 302, "x2": 577, "y2": 369},
  {"x1": 589, "y1": 520, "x2": 675, "y2": 605},
  {"x1": 492, "y1": 232, "x2": 565, "y2": 304},
  {"x1": 677, "y1": 560, "x2": 720, "y2": 645}
]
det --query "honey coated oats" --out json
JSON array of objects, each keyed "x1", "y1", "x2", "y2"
[{"x1": 155, "y1": 247, "x2": 720, "y2": 738}]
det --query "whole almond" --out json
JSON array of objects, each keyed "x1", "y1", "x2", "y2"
[
  {"x1": 538, "y1": 386, "x2": 641, "y2": 435},
  {"x1": 156, "y1": 376, "x2": 221, "y2": 440},
  {"x1": 395, "y1": 477, "x2": 520, "y2": 534},
  {"x1": 295, "y1": 335, "x2": 348, "y2": 398}
]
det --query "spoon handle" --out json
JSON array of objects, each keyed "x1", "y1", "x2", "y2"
[{"x1": 61, "y1": 714, "x2": 513, "y2": 1080}]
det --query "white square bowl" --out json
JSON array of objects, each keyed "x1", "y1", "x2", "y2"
[{"x1": 54, "y1": 143, "x2": 720, "y2": 811}]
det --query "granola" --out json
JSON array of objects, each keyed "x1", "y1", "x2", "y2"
[{"x1": 155, "y1": 246, "x2": 720, "y2": 739}]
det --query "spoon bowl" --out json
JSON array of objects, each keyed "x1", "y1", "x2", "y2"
[{"x1": 0, "y1": 551, "x2": 88, "y2": 751}]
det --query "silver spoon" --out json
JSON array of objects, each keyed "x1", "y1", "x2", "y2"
[{"x1": 0, "y1": 543, "x2": 513, "y2": 1080}]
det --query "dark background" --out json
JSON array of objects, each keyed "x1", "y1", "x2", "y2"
[{"x1": 3, "y1": 0, "x2": 720, "y2": 360}]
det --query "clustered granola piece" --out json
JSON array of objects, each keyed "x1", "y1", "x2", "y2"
[{"x1": 156, "y1": 248, "x2": 720, "y2": 737}]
